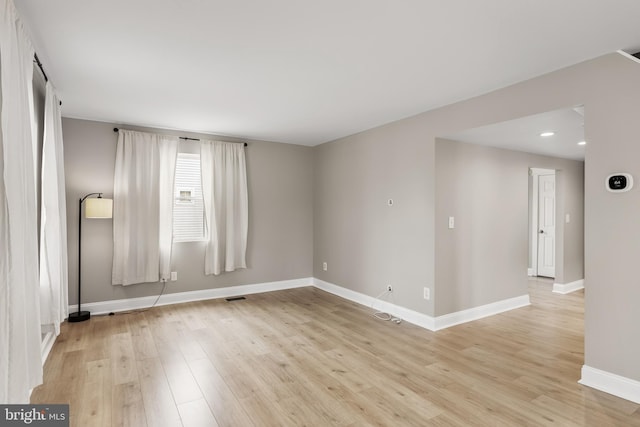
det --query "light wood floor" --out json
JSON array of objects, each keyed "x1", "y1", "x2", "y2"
[{"x1": 32, "y1": 279, "x2": 640, "y2": 426}]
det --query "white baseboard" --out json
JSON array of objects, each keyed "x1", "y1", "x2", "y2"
[
  {"x1": 527, "y1": 268, "x2": 534, "y2": 277},
  {"x1": 433, "y1": 294, "x2": 530, "y2": 330},
  {"x1": 69, "y1": 277, "x2": 313, "y2": 315},
  {"x1": 312, "y1": 278, "x2": 437, "y2": 330},
  {"x1": 69, "y1": 276, "x2": 528, "y2": 332},
  {"x1": 41, "y1": 331, "x2": 56, "y2": 365},
  {"x1": 313, "y1": 278, "x2": 529, "y2": 332},
  {"x1": 553, "y1": 279, "x2": 584, "y2": 294},
  {"x1": 580, "y1": 365, "x2": 640, "y2": 404}
]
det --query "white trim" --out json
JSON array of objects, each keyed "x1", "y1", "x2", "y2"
[
  {"x1": 553, "y1": 279, "x2": 584, "y2": 294},
  {"x1": 69, "y1": 277, "x2": 313, "y2": 315},
  {"x1": 69, "y1": 276, "x2": 529, "y2": 331},
  {"x1": 530, "y1": 169, "x2": 539, "y2": 277},
  {"x1": 617, "y1": 50, "x2": 640, "y2": 65},
  {"x1": 41, "y1": 331, "x2": 56, "y2": 365},
  {"x1": 527, "y1": 268, "x2": 534, "y2": 277},
  {"x1": 530, "y1": 168, "x2": 556, "y2": 279},
  {"x1": 433, "y1": 294, "x2": 530, "y2": 330},
  {"x1": 313, "y1": 278, "x2": 529, "y2": 331},
  {"x1": 312, "y1": 278, "x2": 437, "y2": 330},
  {"x1": 530, "y1": 168, "x2": 556, "y2": 174},
  {"x1": 580, "y1": 365, "x2": 640, "y2": 404}
]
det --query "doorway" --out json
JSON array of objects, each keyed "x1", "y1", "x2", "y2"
[{"x1": 529, "y1": 168, "x2": 556, "y2": 278}]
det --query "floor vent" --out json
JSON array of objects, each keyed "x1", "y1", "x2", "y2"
[{"x1": 225, "y1": 296, "x2": 246, "y2": 302}]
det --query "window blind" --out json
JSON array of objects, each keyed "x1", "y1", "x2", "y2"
[{"x1": 173, "y1": 153, "x2": 204, "y2": 242}]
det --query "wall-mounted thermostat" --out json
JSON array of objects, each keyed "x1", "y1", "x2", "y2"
[{"x1": 606, "y1": 173, "x2": 633, "y2": 192}]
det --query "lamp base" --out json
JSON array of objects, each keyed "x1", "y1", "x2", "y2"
[{"x1": 68, "y1": 311, "x2": 91, "y2": 323}]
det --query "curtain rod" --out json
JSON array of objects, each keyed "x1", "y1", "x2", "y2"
[
  {"x1": 113, "y1": 128, "x2": 247, "y2": 146},
  {"x1": 33, "y1": 53, "x2": 63, "y2": 106},
  {"x1": 34, "y1": 53, "x2": 48, "y2": 82}
]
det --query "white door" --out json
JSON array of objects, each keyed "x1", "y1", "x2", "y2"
[{"x1": 537, "y1": 174, "x2": 556, "y2": 278}]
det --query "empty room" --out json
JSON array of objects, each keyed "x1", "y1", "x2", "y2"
[{"x1": 2, "y1": 1, "x2": 640, "y2": 426}]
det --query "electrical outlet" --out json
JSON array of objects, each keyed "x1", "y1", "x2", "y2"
[
  {"x1": 424, "y1": 287, "x2": 430, "y2": 300},
  {"x1": 322, "y1": 262, "x2": 328, "y2": 271},
  {"x1": 387, "y1": 285, "x2": 393, "y2": 292},
  {"x1": 171, "y1": 271, "x2": 178, "y2": 281}
]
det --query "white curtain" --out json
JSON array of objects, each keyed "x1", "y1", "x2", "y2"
[
  {"x1": 201, "y1": 140, "x2": 248, "y2": 275},
  {"x1": 39, "y1": 82, "x2": 68, "y2": 336},
  {"x1": 112, "y1": 130, "x2": 178, "y2": 285},
  {"x1": 0, "y1": 0, "x2": 43, "y2": 403}
]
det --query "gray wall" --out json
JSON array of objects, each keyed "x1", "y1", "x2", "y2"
[
  {"x1": 435, "y1": 138, "x2": 584, "y2": 316},
  {"x1": 313, "y1": 52, "x2": 640, "y2": 381},
  {"x1": 555, "y1": 166, "x2": 585, "y2": 284},
  {"x1": 63, "y1": 118, "x2": 313, "y2": 305},
  {"x1": 313, "y1": 123, "x2": 435, "y2": 315}
]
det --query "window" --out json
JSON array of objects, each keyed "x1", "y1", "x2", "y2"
[
  {"x1": 177, "y1": 188, "x2": 194, "y2": 203},
  {"x1": 173, "y1": 153, "x2": 204, "y2": 242}
]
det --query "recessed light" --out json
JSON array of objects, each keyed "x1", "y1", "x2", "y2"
[
  {"x1": 578, "y1": 141, "x2": 586, "y2": 146},
  {"x1": 540, "y1": 131, "x2": 555, "y2": 137}
]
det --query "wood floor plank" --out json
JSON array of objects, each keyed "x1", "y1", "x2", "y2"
[
  {"x1": 31, "y1": 279, "x2": 640, "y2": 426},
  {"x1": 110, "y1": 333, "x2": 138, "y2": 385},
  {"x1": 177, "y1": 302, "x2": 210, "y2": 331},
  {"x1": 136, "y1": 357, "x2": 183, "y2": 427},
  {"x1": 187, "y1": 357, "x2": 255, "y2": 427},
  {"x1": 161, "y1": 355, "x2": 204, "y2": 405},
  {"x1": 177, "y1": 399, "x2": 219, "y2": 427},
  {"x1": 170, "y1": 319, "x2": 209, "y2": 362},
  {"x1": 77, "y1": 359, "x2": 113, "y2": 427},
  {"x1": 127, "y1": 316, "x2": 158, "y2": 361},
  {"x1": 111, "y1": 382, "x2": 147, "y2": 427}
]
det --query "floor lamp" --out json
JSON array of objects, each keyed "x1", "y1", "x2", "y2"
[{"x1": 68, "y1": 193, "x2": 113, "y2": 323}]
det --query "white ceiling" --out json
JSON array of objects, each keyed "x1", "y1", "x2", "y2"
[
  {"x1": 443, "y1": 107, "x2": 586, "y2": 160},
  {"x1": 16, "y1": 0, "x2": 640, "y2": 146}
]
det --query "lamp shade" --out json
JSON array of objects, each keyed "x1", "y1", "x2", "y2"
[{"x1": 85, "y1": 197, "x2": 113, "y2": 218}]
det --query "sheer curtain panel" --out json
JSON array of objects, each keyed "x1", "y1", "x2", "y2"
[
  {"x1": 112, "y1": 130, "x2": 179, "y2": 285},
  {"x1": 201, "y1": 141, "x2": 248, "y2": 275},
  {"x1": 39, "y1": 82, "x2": 68, "y2": 336},
  {"x1": 0, "y1": 0, "x2": 44, "y2": 403}
]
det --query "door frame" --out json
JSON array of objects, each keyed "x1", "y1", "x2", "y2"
[{"x1": 530, "y1": 168, "x2": 556, "y2": 277}]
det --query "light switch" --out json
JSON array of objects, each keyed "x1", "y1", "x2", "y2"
[
  {"x1": 565, "y1": 213, "x2": 570, "y2": 223},
  {"x1": 448, "y1": 216, "x2": 455, "y2": 229}
]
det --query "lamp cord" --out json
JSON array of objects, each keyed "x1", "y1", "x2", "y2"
[
  {"x1": 371, "y1": 290, "x2": 402, "y2": 324},
  {"x1": 108, "y1": 280, "x2": 167, "y2": 316}
]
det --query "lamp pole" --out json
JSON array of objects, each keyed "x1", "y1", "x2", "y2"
[{"x1": 68, "y1": 192, "x2": 103, "y2": 323}]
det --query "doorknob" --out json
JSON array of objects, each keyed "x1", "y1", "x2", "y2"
[{"x1": 539, "y1": 230, "x2": 544, "y2": 234}]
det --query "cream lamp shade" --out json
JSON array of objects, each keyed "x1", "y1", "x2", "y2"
[{"x1": 85, "y1": 197, "x2": 113, "y2": 218}]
